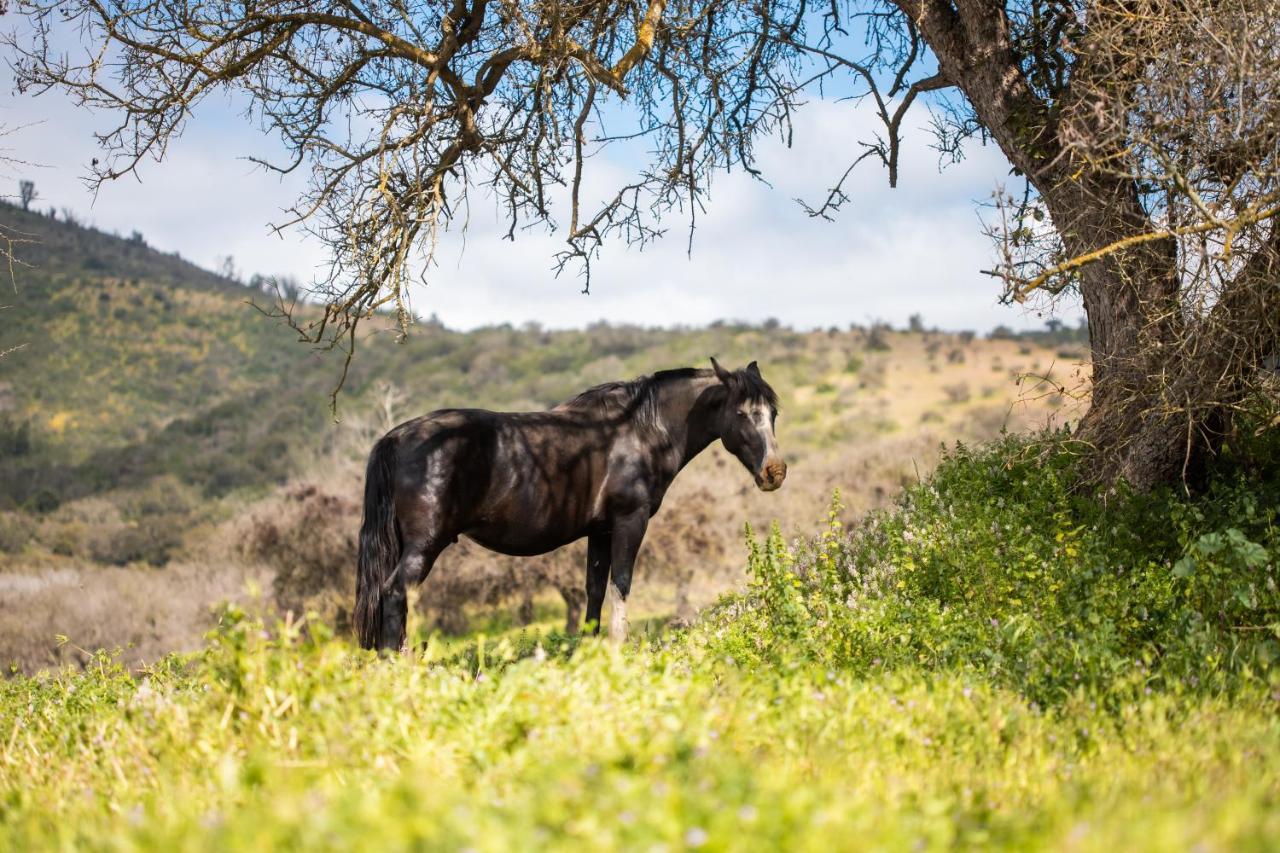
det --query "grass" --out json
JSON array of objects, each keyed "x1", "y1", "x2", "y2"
[
  {"x1": 3, "y1": 433, "x2": 1278, "y2": 850},
  {"x1": 3, "y1": 623, "x2": 1277, "y2": 850}
]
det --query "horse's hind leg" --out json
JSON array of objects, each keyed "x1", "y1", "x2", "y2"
[
  {"x1": 377, "y1": 550, "x2": 417, "y2": 653},
  {"x1": 376, "y1": 517, "x2": 453, "y2": 650},
  {"x1": 379, "y1": 538, "x2": 450, "y2": 653}
]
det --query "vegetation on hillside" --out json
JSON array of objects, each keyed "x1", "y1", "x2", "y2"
[{"x1": 2, "y1": 433, "x2": 1277, "y2": 850}]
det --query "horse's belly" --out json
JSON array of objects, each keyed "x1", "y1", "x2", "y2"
[{"x1": 462, "y1": 525, "x2": 585, "y2": 557}]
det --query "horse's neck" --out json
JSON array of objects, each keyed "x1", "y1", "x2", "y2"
[{"x1": 650, "y1": 375, "x2": 723, "y2": 470}]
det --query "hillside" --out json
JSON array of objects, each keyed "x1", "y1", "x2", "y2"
[
  {"x1": 0, "y1": 202, "x2": 1085, "y2": 670},
  {"x1": 0, "y1": 202, "x2": 354, "y2": 507}
]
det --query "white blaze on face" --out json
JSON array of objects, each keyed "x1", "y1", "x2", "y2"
[
  {"x1": 740, "y1": 399, "x2": 786, "y2": 491},
  {"x1": 742, "y1": 400, "x2": 778, "y2": 464}
]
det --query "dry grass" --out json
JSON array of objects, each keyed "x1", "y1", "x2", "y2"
[{"x1": 0, "y1": 557, "x2": 269, "y2": 672}]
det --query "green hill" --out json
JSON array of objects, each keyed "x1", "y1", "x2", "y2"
[{"x1": 0, "y1": 202, "x2": 340, "y2": 506}]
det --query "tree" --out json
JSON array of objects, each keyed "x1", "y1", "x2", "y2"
[
  {"x1": 18, "y1": 180, "x2": 35, "y2": 211},
  {"x1": 215, "y1": 254, "x2": 240, "y2": 284},
  {"x1": 971, "y1": 0, "x2": 1280, "y2": 489},
  {"x1": 9, "y1": 0, "x2": 1279, "y2": 488}
]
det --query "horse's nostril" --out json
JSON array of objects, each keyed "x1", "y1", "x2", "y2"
[{"x1": 759, "y1": 459, "x2": 786, "y2": 489}]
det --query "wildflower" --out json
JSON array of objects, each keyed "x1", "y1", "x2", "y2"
[{"x1": 684, "y1": 827, "x2": 709, "y2": 847}]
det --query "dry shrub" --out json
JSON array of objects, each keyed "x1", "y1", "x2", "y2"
[
  {"x1": 422, "y1": 485, "x2": 726, "y2": 633},
  {"x1": 943, "y1": 383, "x2": 971, "y2": 404},
  {"x1": 31, "y1": 478, "x2": 196, "y2": 567},
  {"x1": 628, "y1": 486, "x2": 727, "y2": 625},
  {"x1": 421, "y1": 541, "x2": 582, "y2": 634},
  {"x1": 0, "y1": 511, "x2": 35, "y2": 555},
  {"x1": 242, "y1": 484, "x2": 359, "y2": 634},
  {"x1": 0, "y1": 560, "x2": 268, "y2": 673},
  {"x1": 866, "y1": 325, "x2": 892, "y2": 352},
  {"x1": 241, "y1": 482, "x2": 588, "y2": 637},
  {"x1": 859, "y1": 359, "x2": 888, "y2": 390}
]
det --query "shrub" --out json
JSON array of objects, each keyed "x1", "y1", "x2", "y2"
[
  {"x1": 702, "y1": 430, "x2": 1280, "y2": 708},
  {"x1": 865, "y1": 324, "x2": 892, "y2": 352},
  {"x1": 0, "y1": 511, "x2": 35, "y2": 554},
  {"x1": 942, "y1": 382, "x2": 971, "y2": 404},
  {"x1": 243, "y1": 485, "x2": 360, "y2": 634},
  {"x1": 242, "y1": 483, "x2": 591, "y2": 637},
  {"x1": 89, "y1": 522, "x2": 184, "y2": 567}
]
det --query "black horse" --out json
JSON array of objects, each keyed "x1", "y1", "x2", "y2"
[{"x1": 355, "y1": 358, "x2": 786, "y2": 651}]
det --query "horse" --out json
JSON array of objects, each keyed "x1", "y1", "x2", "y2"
[{"x1": 354, "y1": 358, "x2": 786, "y2": 651}]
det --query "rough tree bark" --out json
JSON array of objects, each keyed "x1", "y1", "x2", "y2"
[{"x1": 899, "y1": 0, "x2": 1275, "y2": 490}]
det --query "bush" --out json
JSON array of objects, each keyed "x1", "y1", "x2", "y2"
[
  {"x1": 702, "y1": 430, "x2": 1280, "y2": 708},
  {"x1": 941, "y1": 382, "x2": 971, "y2": 404},
  {"x1": 89, "y1": 522, "x2": 184, "y2": 567},
  {"x1": 242, "y1": 484, "x2": 585, "y2": 636},
  {"x1": 0, "y1": 511, "x2": 35, "y2": 554},
  {"x1": 243, "y1": 485, "x2": 360, "y2": 633}
]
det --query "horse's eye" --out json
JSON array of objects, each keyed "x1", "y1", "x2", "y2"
[{"x1": 737, "y1": 410, "x2": 749, "y2": 419}]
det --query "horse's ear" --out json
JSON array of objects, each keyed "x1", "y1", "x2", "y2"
[
  {"x1": 710, "y1": 356, "x2": 732, "y2": 384},
  {"x1": 746, "y1": 360, "x2": 761, "y2": 377}
]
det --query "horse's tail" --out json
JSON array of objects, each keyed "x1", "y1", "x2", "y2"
[{"x1": 355, "y1": 436, "x2": 400, "y2": 649}]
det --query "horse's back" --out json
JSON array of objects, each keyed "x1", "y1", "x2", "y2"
[{"x1": 382, "y1": 406, "x2": 614, "y2": 554}]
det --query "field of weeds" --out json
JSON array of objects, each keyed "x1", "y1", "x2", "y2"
[{"x1": 3, "y1": 434, "x2": 1278, "y2": 850}]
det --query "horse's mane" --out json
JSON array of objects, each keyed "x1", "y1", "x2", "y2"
[{"x1": 555, "y1": 365, "x2": 778, "y2": 430}]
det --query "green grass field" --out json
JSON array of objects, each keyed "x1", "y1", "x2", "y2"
[{"x1": 4, "y1": 434, "x2": 1278, "y2": 850}]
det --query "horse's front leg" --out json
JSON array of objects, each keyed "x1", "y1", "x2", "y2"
[
  {"x1": 584, "y1": 530, "x2": 612, "y2": 635},
  {"x1": 607, "y1": 510, "x2": 648, "y2": 645}
]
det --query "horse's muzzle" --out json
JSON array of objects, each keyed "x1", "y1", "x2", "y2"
[{"x1": 756, "y1": 458, "x2": 787, "y2": 491}]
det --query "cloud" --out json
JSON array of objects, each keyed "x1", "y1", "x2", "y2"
[{"x1": 2, "y1": 84, "x2": 1079, "y2": 333}]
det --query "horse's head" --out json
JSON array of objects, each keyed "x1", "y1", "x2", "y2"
[{"x1": 710, "y1": 357, "x2": 787, "y2": 492}]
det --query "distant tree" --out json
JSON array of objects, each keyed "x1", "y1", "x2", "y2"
[
  {"x1": 215, "y1": 254, "x2": 239, "y2": 283},
  {"x1": 866, "y1": 323, "x2": 892, "y2": 352},
  {"x1": 18, "y1": 180, "x2": 36, "y2": 211},
  {"x1": 908, "y1": 313, "x2": 925, "y2": 334},
  {"x1": 272, "y1": 275, "x2": 303, "y2": 302}
]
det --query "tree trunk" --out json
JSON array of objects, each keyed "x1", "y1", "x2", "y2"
[
  {"x1": 897, "y1": 0, "x2": 1202, "y2": 490},
  {"x1": 1040, "y1": 175, "x2": 1189, "y2": 491}
]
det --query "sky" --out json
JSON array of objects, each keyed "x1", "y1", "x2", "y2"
[{"x1": 0, "y1": 60, "x2": 1081, "y2": 334}]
